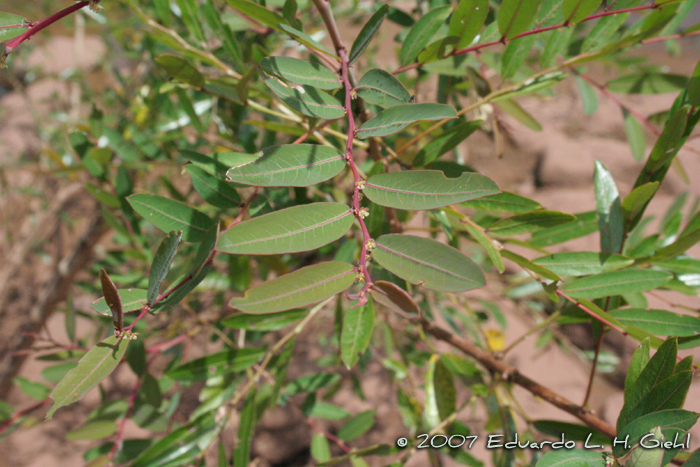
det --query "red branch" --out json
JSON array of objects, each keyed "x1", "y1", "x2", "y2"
[
  {"x1": 0, "y1": 398, "x2": 51, "y2": 437},
  {"x1": 4, "y1": 1, "x2": 90, "y2": 56},
  {"x1": 109, "y1": 378, "x2": 142, "y2": 461},
  {"x1": 556, "y1": 290, "x2": 627, "y2": 334}
]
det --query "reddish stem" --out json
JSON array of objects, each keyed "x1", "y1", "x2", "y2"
[
  {"x1": 109, "y1": 378, "x2": 142, "y2": 461},
  {"x1": 0, "y1": 399, "x2": 51, "y2": 437},
  {"x1": 555, "y1": 290, "x2": 628, "y2": 335},
  {"x1": 392, "y1": 3, "x2": 659, "y2": 75},
  {"x1": 146, "y1": 334, "x2": 188, "y2": 354},
  {"x1": 123, "y1": 306, "x2": 150, "y2": 333},
  {"x1": 4, "y1": 1, "x2": 90, "y2": 55},
  {"x1": 307, "y1": 418, "x2": 352, "y2": 454}
]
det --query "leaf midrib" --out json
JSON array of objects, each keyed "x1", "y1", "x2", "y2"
[{"x1": 377, "y1": 244, "x2": 480, "y2": 285}]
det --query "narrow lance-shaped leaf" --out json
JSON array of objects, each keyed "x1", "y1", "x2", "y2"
[
  {"x1": 498, "y1": 0, "x2": 542, "y2": 39},
  {"x1": 532, "y1": 252, "x2": 634, "y2": 276},
  {"x1": 147, "y1": 231, "x2": 183, "y2": 306},
  {"x1": 349, "y1": 5, "x2": 390, "y2": 65},
  {"x1": 149, "y1": 262, "x2": 213, "y2": 315},
  {"x1": 357, "y1": 103, "x2": 457, "y2": 139},
  {"x1": 341, "y1": 298, "x2": 375, "y2": 369},
  {"x1": 623, "y1": 109, "x2": 646, "y2": 162},
  {"x1": 92, "y1": 289, "x2": 148, "y2": 316},
  {"x1": 234, "y1": 390, "x2": 256, "y2": 467},
  {"x1": 363, "y1": 170, "x2": 498, "y2": 210},
  {"x1": 423, "y1": 354, "x2": 456, "y2": 429},
  {"x1": 531, "y1": 210, "x2": 598, "y2": 246},
  {"x1": 373, "y1": 234, "x2": 485, "y2": 292},
  {"x1": 185, "y1": 165, "x2": 241, "y2": 208},
  {"x1": 609, "y1": 308, "x2": 700, "y2": 336},
  {"x1": 230, "y1": 262, "x2": 356, "y2": 314},
  {"x1": 217, "y1": 203, "x2": 353, "y2": 255},
  {"x1": 224, "y1": 0, "x2": 286, "y2": 31},
  {"x1": 488, "y1": 210, "x2": 576, "y2": 236},
  {"x1": 412, "y1": 120, "x2": 482, "y2": 166},
  {"x1": 182, "y1": 149, "x2": 261, "y2": 178},
  {"x1": 46, "y1": 335, "x2": 130, "y2": 419},
  {"x1": 166, "y1": 347, "x2": 265, "y2": 381},
  {"x1": 621, "y1": 182, "x2": 659, "y2": 233},
  {"x1": 461, "y1": 191, "x2": 541, "y2": 213},
  {"x1": 226, "y1": 144, "x2": 345, "y2": 187},
  {"x1": 594, "y1": 160, "x2": 624, "y2": 254},
  {"x1": 278, "y1": 24, "x2": 336, "y2": 57},
  {"x1": 689, "y1": 59, "x2": 700, "y2": 107},
  {"x1": 355, "y1": 69, "x2": 412, "y2": 109},
  {"x1": 155, "y1": 54, "x2": 204, "y2": 88},
  {"x1": 576, "y1": 76, "x2": 599, "y2": 115},
  {"x1": 261, "y1": 71, "x2": 345, "y2": 119},
  {"x1": 449, "y1": 0, "x2": 489, "y2": 49},
  {"x1": 562, "y1": 269, "x2": 673, "y2": 299},
  {"x1": 564, "y1": 0, "x2": 602, "y2": 24},
  {"x1": 99, "y1": 269, "x2": 123, "y2": 333},
  {"x1": 537, "y1": 450, "x2": 608, "y2": 467},
  {"x1": 400, "y1": 5, "x2": 452, "y2": 65},
  {"x1": 607, "y1": 73, "x2": 689, "y2": 95},
  {"x1": 128, "y1": 194, "x2": 214, "y2": 242},
  {"x1": 625, "y1": 338, "x2": 650, "y2": 399},
  {"x1": 259, "y1": 56, "x2": 341, "y2": 90}
]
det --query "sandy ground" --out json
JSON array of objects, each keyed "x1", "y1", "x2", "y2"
[{"x1": 1, "y1": 11, "x2": 700, "y2": 467}]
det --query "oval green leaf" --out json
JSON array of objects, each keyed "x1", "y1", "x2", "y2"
[
  {"x1": 92, "y1": 289, "x2": 148, "y2": 316},
  {"x1": 260, "y1": 56, "x2": 341, "y2": 90},
  {"x1": 46, "y1": 335, "x2": 130, "y2": 419},
  {"x1": 128, "y1": 194, "x2": 214, "y2": 242},
  {"x1": 562, "y1": 269, "x2": 673, "y2": 299},
  {"x1": 449, "y1": 0, "x2": 489, "y2": 49},
  {"x1": 358, "y1": 103, "x2": 457, "y2": 139},
  {"x1": 498, "y1": 0, "x2": 542, "y2": 39},
  {"x1": 147, "y1": 231, "x2": 183, "y2": 306},
  {"x1": 349, "y1": 5, "x2": 390, "y2": 65},
  {"x1": 217, "y1": 202, "x2": 353, "y2": 255},
  {"x1": 155, "y1": 54, "x2": 204, "y2": 88},
  {"x1": 593, "y1": 160, "x2": 623, "y2": 254},
  {"x1": 226, "y1": 144, "x2": 345, "y2": 187},
  {"x1": 400, "y1": 6, "x2": 451, "y2": 65},
  {"x1": 182, "y1": 150, "x2": 261, "y2": 178},
  {"x1": 363, "y1": 170, "x2": 498, "y2": 210},
  {"x1": 607, "y1": 73, "x2": 689, "y2": 94},
  {"x1": 337, "y1": 410, "x2": 375, "y2": 441},
  {"x1": 488, "y1": 210, "x2": 576, "y2": 236},
  {"x1": 355, "y1": 69, "x2": 412, "y2": 109},
  {"x1": 461, "y1": 191, "x2": 541, "y2": 213},
  {"x1": 532, "y1": 252, "x2": 634, "y2": 276},
  {"x1": 0, "y1": 12, "x2": 29, "y2": 41},
  {"x1": 185, "y1": 165, "x2": 241, "y2": 208},
  {"x1": 609, "y1": 309, "x2": 700, "y2": 337},
  {"x1": 373, "y1": 234, "x2": 485, "y2": 292},
  {"x1": 262, "y1": 71, "x2": 345, "y2": 119},
  {"x1": 229, "y1": 262, "x2": 356, "y2": 314}
]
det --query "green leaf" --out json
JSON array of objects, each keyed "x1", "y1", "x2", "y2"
[
  {"x1": 0, "y1": 12, "x2": 29, "y2": 41},
  {"x1": 488, "y1": 210, "x2": 576, "y2": 236},
  {"x1": 461, "y1": 191, "x2": 541, "y2": 213},
  {"x1": 622, "y1": 183, "x2": 659, "y2": 232},
  {"x1": 455, "y1": 213, "x2": 505, "y2": 273},
  {"x1": 185, "y1": 165, "x2": 241, "y2": 208},
  {"x1": 147, "y1": 231, "x2": 182, "y2": 306},
  {"x1": 349, "y1": 5, "x2": 390, "y2": 65},
  {"x1": 498, "y1": 0, "x2": 542, "y2": 39},
  {"x1": 221, "y1": 309, "x2": 307, "y2": 331},
  {"x1": 562, "y1": 269, "x2": 673, "y2": 299},
  {"x1": 684, "y1": 448, "x2": 700, "y2": 467},
  {"x1": 262, "y1": 71, "x2": 345, "y2": 119},
  {"x1": 155, "y1": 54, "x2": 204, "y2": 88},
  {"x1": 149, "y1": 262, "x2": 213, "y2": 315},
  {"x1": 166, "y1": 347, "x2": 265, "y2": 381},
  {"x1": 260, "y1": 56, "x2": 341, "y2": 90},
  {"x1": 128, "y1": 194, "x2": 214, "y2": 242},
  {"x1": 182, "y1": 150, "x2": 261, "y2": 179},
  {"x1": 616, "y1": 413, "x2": 696, "y2": 467},
  {"x1": 423, "y1": 354, "x2": 456, "y2": 429},
  {"x1": 373, "y1": 234, "x2": 485, "y2": 292},
  {"x1": 66, "y1": 420, "x2": 117, "y2": 441},
  {"x1": 234, "y1": 390, "x2": 256, "y2": 467},
  {"x1": 217, "y1": 202, "x2": 353, "y2": 255},
  {"x1": 13, "y1": 377, "x2": 50, "y2": 400},
  {"x1": 229, "y1": 262, "x2": 355, "y2": 314},
  {"x1": 357, "y1": 103, "x2": 456, "y2": 139},
  {"x1": 449, "y1": 0, "x2": 489, "y2": 49},
  {"x1": 594, "y1": 160, "x2": 624, "y2": 254},
  {"x1": 635, "y1": 106, "x2": 690, "y2": 187},
  {"x1": 533, "y1": 420, "x2": 611, "y2": 445},
  {"x1": 531, "y1": 210, "x2": 598, "y2": 246},
  {"x1": 609, "y1": 309, "x2": 700, "y2": 337},
  {"x1": 607, "y1": 73, "x2": 689, "y2": 94},
  {"x1": 91, "y1": 289, "x2": 147, "y2": 316},
  {"x1": 338, "y1": 410, "x2": 375, "y2": 441},
  {"x1": 363, "y1": 170, "x2": 498, "y2": 210},
  {"x1": 412, "y1": 120, "x2": 482, "y2": 166},
  {"x1": 576, "y1": 76, "x2": 599, "y2": 115},
  {"x1": 224, "y1": 0, "x2": 286, "y2": 31},
  {"x1": 370, "y1": 280, "x2": 420, "y2": 317},
  {"x1": 532, "y1": 252, "x2": 634, "y2": 276},
  {"x1": 355, "y1": 69, "x2": 412, "y2": 109},
  {"x1": 341, "y1": 298, "x2": 375, "y2": 369},
  {"x1": 623, "y1": 110, "x2": 646, "y2": 162},
  {"x1": 496, "y1": 98, "x2": 543, "y2": 131},
  {"x1": 400, "y1": 6, "x2": 451, "y2": 65},
  {"x1": 563, "y1": 0, "x2": 602, "y2": 23},
  {"x1": 311, "y1": 433, "x2": 332, "y2": 462},
  {"x1": 625, "y1": 339, "x2": 650, "y2": 399},
  {"x1": 501, "y1": 250, "x2": 562, "y2": 281},
  {"x1": 536, "y1": 449, "x2": 607, "y2": 467},
  {"x1": 278, "y1": 23, "x2": 336, "y2": 57},
  {"x1": 644, "y1": 226, "x2": 700, "y2": 262},
  {"x1": 689, "y1": 59, "x2": 700, "y2": 107},
  {"x1": 501, "y1": 34, "x2": 539, "y2": 80},
  {"x1": 46, "y1": 335, "x2": 130, "y2": 419},
  {"x1": 226, "y1": 144, "x2": 345, "y2": 187}
]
